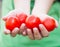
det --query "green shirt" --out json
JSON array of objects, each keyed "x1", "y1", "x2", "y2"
[{"x1": 1, "y1": 0, "x2": 60, "y2": 47}]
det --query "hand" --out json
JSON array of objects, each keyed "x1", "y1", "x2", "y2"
[
  {"x1": 27, "y1": 24, "x2": 49, "y2": 40},
  {"x1": 3, "y1": 23, "x2": 27, "y2": 37},
  {"x1": 26, "y1": 14, "x2": 58, "y2": 40},
  {"x1": 2, "y1": 9, "x2": 27, "y2": 37}
]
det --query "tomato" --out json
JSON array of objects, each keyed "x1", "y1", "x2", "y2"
[
  {"x1": 5, "y1": 16, "x2": 20, "y2": 31},
  {"x1": 16, "y1": 13, "x2": 27, "y2": 24},
  {"x1": 5, "y1": 13, "x2": 27, "y2": 31},
  {"x1": 42, "y1": 18, "x2": 56, "y2": 31},
  {"x1": 25, "y1": 16, "x2": 41, "y2": 29}
]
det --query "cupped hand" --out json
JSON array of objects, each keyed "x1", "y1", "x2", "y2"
[
  {"x1": 2, "y1": 9, "x2": 27, "y2": 37},
  {"x1": 26, "y1": 14, "x2": 58, "y2": 40}
]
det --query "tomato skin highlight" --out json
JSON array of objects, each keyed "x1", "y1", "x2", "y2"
[
  {"x1": 5, "y1": 16, "x2": 20, "y2": 31},
  {"x1": 16, "y1": 13, "x2": 27, "y2": 24},
  {"x1": 25, "y1": 16, "x2": 41, "y2": 29},
  {"x1": 42, "y1": 18, "x2": 56, "y2": 31}
]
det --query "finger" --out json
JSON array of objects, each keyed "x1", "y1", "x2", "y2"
[
  {"x1": 2, "y1": 10, "x2": 16, "y2": 21},
  {"x1": 55, "y1": 20, "x2": 58, "y2": 28},
  {"x1": 2, "y1": 17, "x2": 7, "y2": 21},
  {"x1": 39, "y1": 24, "x2": 49, "y2": 37},
  {"x1": 27, "y1": 29, "x2": 34, "y2": 40},
  {"x1": 19, "y1": 23, "x2": 27, "y2": 34},
  {"x1": 33, "y1": 28, "x2": 42, "y2": 40},
  {"x1": 22, "y1": 30, "x2": 27, "y2": 36},
  {"x1": 4, "y1": 29, "x2": 10, "y2": 35},
  {"x1": 11, "y1": 27, "x2": 19, "y2": 37}
]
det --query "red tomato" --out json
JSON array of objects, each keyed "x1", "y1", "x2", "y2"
[
  {"x1": 16, "y1": 13, "x2": 27, "y2": 24},
  {"x1": 42, "y1": 18, "x2": 56, "y2": 31},
  {"x1": 25, "y1": 16, "x2": 41, "y2": 29},
  {"x1": 5, "y1": 16, "x2": 20, "y2": 31}
]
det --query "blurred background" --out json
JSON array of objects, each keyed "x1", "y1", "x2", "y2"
[
  {"x1": 0, "y1": 0, "x2": 2, "y2": 28},
  {"x1": 0, "y1": 0, "x2": 2, "y2": 18}
]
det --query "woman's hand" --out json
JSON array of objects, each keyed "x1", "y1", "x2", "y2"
[
  {"x1": 26, "y1": 0, "x2": 58, "y2": 40},
  {"x1": 26, "y1": 14, "x2": 58, "y2": 40},
  {"x1": 2, "y1": 9, "x2": 27, "y2": 37}
]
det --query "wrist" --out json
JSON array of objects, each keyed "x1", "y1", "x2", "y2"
[
  {"x1": 32, "y1": 12, "x2": 49, "y2": 21},
  {"x1": 14, "y1": 0, "x2": 30, "y2": 15},
  {"x1": 32, "y1": 0, "x2": 54, "y2": 14},
  {"x1": 14, "y1": 9, "x2": 30, "y2": 15},
  {"x1": 32, "y1": 6, "x2": 48, "y2": 15},
  {"x1": 32, "y1": 7, "x2": 48, "y2": 17}
]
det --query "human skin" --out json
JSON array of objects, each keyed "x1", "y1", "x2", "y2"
[
  {"x1": 3, "y1": 0, "x2": 30, "y2": 37},
  {"x1": 27, "y1": 0, "x2": 58, "y2": 40},
  {"x1": 3, "y1": 0, "x2": 58, "y2": 40}
]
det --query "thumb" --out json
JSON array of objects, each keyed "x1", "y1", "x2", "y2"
[
  {"x1": 55, "y1": 20, "x2": 58, "y2": 28},
  {"x1": 2, "y1": 16, "x2": 7, "y2": 21},
  {"x1": 2, "y1": 10, "x2": 15, "y2": 21}
]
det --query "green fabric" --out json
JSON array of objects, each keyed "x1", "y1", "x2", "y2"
[{"x1": 1, "y1": 0, "x2": 60, "y2": 47}]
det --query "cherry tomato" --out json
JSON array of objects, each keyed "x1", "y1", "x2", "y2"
[
  {"x1": 42, "y1": 18, "x2": 56, "y2": 31},
  {"x1": 16, "y1": 13, "x2": 27, "y2": 24},
  {"x1": 25, "y1": 16, "x2": 41, "y2": 29},
  {"x1": 5, "y1": 16, "x2": 20, "y2": 31}
]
